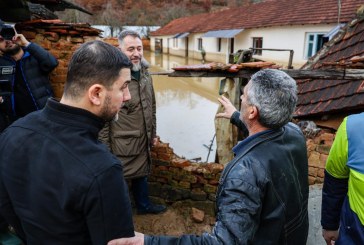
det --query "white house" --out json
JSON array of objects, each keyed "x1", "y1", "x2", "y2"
[{"x1": 150, "y1": 0, "x2": 363, "y2": 68}]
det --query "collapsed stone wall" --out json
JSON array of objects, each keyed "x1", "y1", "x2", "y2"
[{"x1": 149, "y1": 142, "x2": 223, "y2": 215}]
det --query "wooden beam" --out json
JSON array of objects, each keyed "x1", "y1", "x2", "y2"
[{"x1": 150, "y1": 69, "x2": 364, "y2": 80}]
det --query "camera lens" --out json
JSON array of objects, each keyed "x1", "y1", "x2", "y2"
[{"x1": 0, "y1": 26, "x2": 15, "y2": 40}]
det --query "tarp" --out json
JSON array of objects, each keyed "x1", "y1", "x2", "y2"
[
  {"x1": 202, "y1": 29, "x2": 244, "y2": 38},
  {"x1": 324, "y1": 24, "x2": 345, "y2": 40}
]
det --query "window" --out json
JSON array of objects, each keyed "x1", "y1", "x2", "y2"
[
  {"x1": 217, "y1": 38, "x2": 222, "y2": 52},
  {"x1": 173, "y1": 38, "x2": 178, "y2": 48},
  {"x1": 198, "y1": 38, "x2": 203, "y2": 51},
  {"x1": 252, "y1": 37, "x2": 263, "y2": 55},
  {"x1": 305, "y1": 33, "x2": 326, "y2": 58}
]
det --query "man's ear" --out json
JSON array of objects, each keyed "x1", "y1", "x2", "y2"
[
  {"x1": 248, "y1": 105, "x2": 258, "y2": 120},
  {"x1": 88, "y1": 84, "x2": 104, "y2": 106}
]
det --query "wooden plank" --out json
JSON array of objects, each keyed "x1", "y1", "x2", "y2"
[{"x1": 150, "y1": 69, "x2": 364, "y2": 80}]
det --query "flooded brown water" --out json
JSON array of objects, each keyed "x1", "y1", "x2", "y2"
[{"x1": 145, "y1": 51, "x2": 222, "y2": 162}]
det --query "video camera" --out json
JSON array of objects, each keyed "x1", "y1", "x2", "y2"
[
  {"x1": 0, "y1": 80, "x2": 11, "y2": 96},
  {"x1": 0, "y1": 24, "x2": 15, "y2": 40}
]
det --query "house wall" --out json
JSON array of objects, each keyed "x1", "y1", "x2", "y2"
[
  {"x1": 235, "y1": 24, "x2": 335, "y2": 68},
  {"x1": 151, "y1": 23, "x2": 336, "y2": 67}
]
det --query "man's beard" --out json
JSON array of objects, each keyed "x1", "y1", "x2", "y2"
[
  {"x1": 2, "y1": 43, "x2": 21, "y2": 56},
  {"x1": 100, "y1": 95, "x2": 119, "y2": 122},
  {"x1": 132, "y1": 62, "x2": 141, "y2": 72}
]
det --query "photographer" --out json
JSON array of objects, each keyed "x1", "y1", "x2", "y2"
[{"x1": 0, "y1": 21, "x2": 58, "y2": 128}]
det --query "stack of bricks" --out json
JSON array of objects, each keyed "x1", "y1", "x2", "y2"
[
  {"x1": 150, "y1": 141, "x2": 224, "y2": 215},
  {"x1": 306, "y1": 130, "x2": 335, "y2": 185}
]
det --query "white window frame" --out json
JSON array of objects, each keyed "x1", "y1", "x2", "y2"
[
  {"x1": 198, "y1": 38, "x2": 203, "y2": 51},
  {"x1": 173, "y1": 38, "x2": 178, "y2": 48},
  {"x1": 305, "y1": 33, "x2": 326, "y2": 59},
  {"x1": 217, "y1": 38, "x2": 222, "y2": 52},
  {"x1": 252, "y1": 37, "x2": 263, "y2": 55}
]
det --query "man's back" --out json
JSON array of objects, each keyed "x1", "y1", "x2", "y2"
[
  {"x1": 0, "y1": 100, "x2": 134, "y2": 244},
  {"x1": 215, "y1": 123, "x2": 308, "y2": 244}
]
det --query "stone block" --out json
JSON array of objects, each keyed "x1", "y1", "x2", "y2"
[
  {"x1": 308, "y1": 167, "x2": 318, "y2": 177},
  {"x1": 158, "y1": 153, "x2": 172, "y2": 162},
  {"x1": 319, "y1": 154, "x2": 328, "y2": 168},
  {"x1": 196, "y1": 175, "x2": 208, "y2": 184},
  {"x1": 190, "y1": 200, "x2": 216, "y2": 216},
  {"x1": 208, "y1": 179, "x2": 219, "y2": 185},
  {"x1": 316, "y1": 177, "x2": 324, "y2": 184},
  {"x1": 207, "y1": 163, "x2": 224, "y2": 174},
  {"x1": 320, "y1": 133, "x2": 334, "y2": 143},
  {"x1": 44, "y1": 32, "x2": 60, "y2": 42},
  {"x1": 153, "y1": 159, "x2": 169, "y2": 166},
  {"x1": 308, "y1": 176, "x2": 316, "y2": 185},
  {"x1": 179, "y1": 181, "x2": 191, "y2": 189},
  {"x1": 70, "y1": 37, "x2": 84, "y2": 43},
  {"x1": 317, "y1": 168, "x2": 325, "y2": 178},
  {"x1": 182, "y1": 174, "x2": 197, "y2": 184},
  {"x1": 203, "y1": 172, "x2": 215, "y2": 179},
  {"x1": 204, "y1": 184, "x2": 217, "y2": 194},
  {"x1": 191, "y1": 207, "x2": 205, "y2": 223},
  {"x1": 191, "y1": 183, "x2": 204, "y2": 189},
  {"x1": 171, "y1": 158, "x2": 191, "y2": 168},
  {"x1": 208, "y1": 193, "x2": 217, "y2": 202},
  {"x1": 316, "y1": 145, "x2": 331, "y2": 155},
  {"x1": 306, "y1": 139, "x2": 316, "y2": 152},
  {"x1": 308, "y1": 151, "x2": 320, "y2": 168},
  {"x1": 190, "y1": 189, "x2": 207, "y2": 201}
]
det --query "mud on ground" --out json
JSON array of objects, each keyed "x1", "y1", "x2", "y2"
[{"x1": 132, "y1": 203, "x2": 214, "y2": 237}]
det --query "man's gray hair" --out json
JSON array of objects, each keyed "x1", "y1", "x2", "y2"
[
  {"x1": 247, "y1": 69, "x2": 297, "y2": 129},
  {"x1": 118, "y1": 30, "x2": 141, "y2": 45}
]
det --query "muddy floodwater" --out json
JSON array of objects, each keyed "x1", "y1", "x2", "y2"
[{"x1": 145, "y1": 51, "x2": 223, "y2": 162}]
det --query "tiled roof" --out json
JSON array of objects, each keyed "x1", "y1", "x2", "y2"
[
  {"x1": 151, "y1": 0, "x2": 364, "y2": 36},
  {"x1": 294, "y1": 14, "x2": 364, "y2": 118}
]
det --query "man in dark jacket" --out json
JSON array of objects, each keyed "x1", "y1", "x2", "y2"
[
  {"x1": 108, "y1": 69, "x2": 309, "y2": 245},
  {"x1": 0, "y1": 40, "x2": 136, "y2": 244},
  {"x1": 0, "y1": 23, "x2": 58, "y2": 128}
]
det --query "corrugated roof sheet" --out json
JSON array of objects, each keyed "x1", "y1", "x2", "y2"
[
  {"x1": 151, "y1": 0, "x2": 364, "y2": 36},
  {"x1": 202, "y1": 29, "x2": 244, "y2": 38},
  {"x1": 294, "y1": 15, "x2": 364, "y2": 118}
]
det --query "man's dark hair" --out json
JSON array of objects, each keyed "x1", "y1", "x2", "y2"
[{"x1": 64, "y1": 40, "x2": 132, "y2": 99}]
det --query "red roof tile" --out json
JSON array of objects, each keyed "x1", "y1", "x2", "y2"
[
  {"x1": 294, "y1": 15, "x2": 364, "y2": 118},
  {"x1": 151, "y1": 0, "x2": 364, "y2": 36}
]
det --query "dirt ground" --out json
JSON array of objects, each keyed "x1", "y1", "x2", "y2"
[{"x1": 132, "y1": 203, "x2": 215, "y2": 237}]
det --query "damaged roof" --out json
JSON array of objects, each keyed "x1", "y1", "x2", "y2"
[
  {"x1": 0, "y1": 0, "x2": 92, "y2": 22},
  {"x1": 294, "y1": 9, "x2": 364, "y2": 118},
  {"x1": 152, "y1": 0, "x2": 364, "y2": 36}
]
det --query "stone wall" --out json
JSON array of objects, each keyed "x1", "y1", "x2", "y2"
[
  {"x1": 306, "y1": 130, "x2": 335, "y2": 185},
  {"x1": 149, "y1": 141, "x2": 223, "y2": 215},
  {"x1": 148, "y1": 128, "x2": 337, "y2": 213}
]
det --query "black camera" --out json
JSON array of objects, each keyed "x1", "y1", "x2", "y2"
[
  {"x1": 0, "y1": 25, "x2": 15, "y2": 40},
  {"x1": 0, "y1": 80, "x2": 11, "y2": 96}
]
